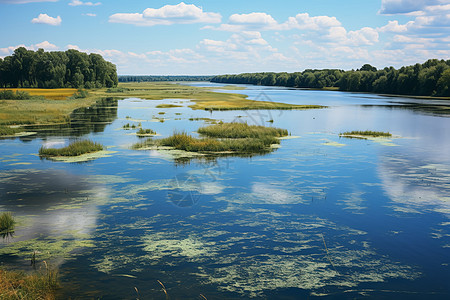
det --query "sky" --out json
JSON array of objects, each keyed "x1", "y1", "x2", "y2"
[{"x1": 0, "y1": 0, "x2": 449, "y2": 75}]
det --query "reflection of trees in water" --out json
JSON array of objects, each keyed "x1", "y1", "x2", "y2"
[{"x1": 23, "y1": 97, "x2": 118, "y2": 138}]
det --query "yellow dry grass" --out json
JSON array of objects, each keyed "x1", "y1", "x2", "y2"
[
  {"x1": 6, "y1": 88, "x2": 77, "y2": 100},
  {"x1": 0, "y1": 98, "x2": 98, "y2": 125}
]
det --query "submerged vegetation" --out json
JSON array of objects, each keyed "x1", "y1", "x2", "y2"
[
  {"x1": 0, "y1": 212, "x2": 15, "y2": 236},
  {"x1": 340, "y1": 130, "x2": 392, "y2": 138},
  {"x1": 39, "y1": 140, "x2": 104, "y2": 157},
  {"x1": 133, "y1": 122, "x2": 289, "y2": 154},
  {"x1": 0, "y1": 266, "x2": 59, "y2": 300}
]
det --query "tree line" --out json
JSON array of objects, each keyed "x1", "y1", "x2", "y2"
[
  {"x1": 211, "y1": 59, "x2": 450, "y2": 97},
  {"x1": 0, "y1": 47, "x2": 118, "y2": 89},
  {"x1": 119, "y1": 75, "x2": 214, "y2": 82}
]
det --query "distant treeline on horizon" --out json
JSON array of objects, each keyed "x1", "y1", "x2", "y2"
[
  {"x1": 211, "y1": 59, "x2": 450, "y2": 97},
  {"x1": 0, "y1": 47, "x2": 118, "y2": 89},
  {"x1": 119, "y1": 75, "x2": 214, "y2": 82}
]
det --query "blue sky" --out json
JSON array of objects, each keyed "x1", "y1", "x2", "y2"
[{"x1": 0, "y1": 0, "x2": 449, "y2": 75}]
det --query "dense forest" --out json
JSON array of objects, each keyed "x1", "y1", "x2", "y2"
[
  {"x1": 0, "y1": 47, "x2": 118, "y2": 88},
  {"x1": 211, "y1": 59, "x2": 450, "y2": 97},
  {"x1": 119, "y1": 75, "x2": 213, "y2": 82}
]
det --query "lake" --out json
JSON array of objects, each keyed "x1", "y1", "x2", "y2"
[{"x1": 1, "y1": 82, "x2": 449, "y2": 299}]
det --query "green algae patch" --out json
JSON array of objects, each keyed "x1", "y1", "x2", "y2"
[
  {"x1": 0, "y1": 237, "x2": 95, "y2": 262},
  {"x1": 43, "y1": 150, "x2": 116, "y2": 163},
  {"x1": 322, "y1": 140, "x2": 346, "y2": 147}
]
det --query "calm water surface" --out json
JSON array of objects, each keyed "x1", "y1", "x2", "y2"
[{"x1": 1, "y1": 83, "x2": 449, "y2": 299}]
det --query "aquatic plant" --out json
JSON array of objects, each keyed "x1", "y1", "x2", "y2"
[
  {"x1": 0, "y1": 212, "x2": 15, "y2": 235},
  {"x1": 340, "y1": 130, "x2": 392, "y2": 137},
  {"x1": 156, "y1": 104, "x2": 182, "y2": 108},
  {"x1": 137, "y1": 128, "x2": 156, "y2": 135},
  {"x1": 0, "y1": 263, "x2": 59, "y2": 299},
  {"x1": 156, "y1": 132, "x2": 279, "y2": 153},
  {"x1": 198, "y1": 122, "x2": 288, "y2": 139},
  {"x1": 39, "y1": 139, "x2": 104, "y2": 157},
  {"x1": 0, "y1": 126, "x2": 22, "y2": 136}
]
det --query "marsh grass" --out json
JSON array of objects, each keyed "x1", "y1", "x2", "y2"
[
  {"x1": 2, "y1": 88, "x2": 77, "y2": 100},
  {"x1": 137, "y1": 128, "x2": 156, "y2": 135},
  {"x1": 0, "y1": 126, "x2": 22, "y2": 136},
  {"x1": 156, "y1": 104, "x2": 182, "y2": 108},
  {"x1": 0, "y1": 212, "x2": 15, "y2": 235},
  {"x1": 0, "y1": 263, "x2": 59, "y2": 300},
  {"x1": 39, "y1": 140, "x2": 104, "y2": 157},
  {"x1": 198, "y1": 122, "x2": 288, "y2": 139},
  {"x1": 340, "y1": 130, "x2": 392, "y2": 137}
]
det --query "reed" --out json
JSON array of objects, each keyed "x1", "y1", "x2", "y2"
[
  {"x1": 0, "y1": 212, "x2": 15, "y2": 235},
  {"x1": 0, "y1": 126, "x2": 22, "y2": 136},
  {"x1": 157, "y1": 132, "x2": 278, "y2": 153},
  {"x1": 198, "y1": 122, "x2": 288, "y2": 139},
  {"x1": 0, "y1": 263, "x2": 59, "y2": 300},
  {"x1": 340, "y1": 130, "x2": 392, "y2": 137},
  {"x1": 39, "y1": 139, "x2": 104, "y2": 157},
  {"x1": 137, "y1": 128, "x2": 156, "y2": 135}
]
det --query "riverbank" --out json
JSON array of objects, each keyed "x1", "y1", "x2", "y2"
[{"x1": 0, "y1": 82, "x2": 325, "y2": 126}]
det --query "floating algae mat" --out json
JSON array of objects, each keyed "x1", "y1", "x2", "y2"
[{"x1": 1, "y1": 84, "x2": 450, "y2": 299}]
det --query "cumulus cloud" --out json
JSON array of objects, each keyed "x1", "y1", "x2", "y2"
[
  {"x1": 206, "y1": 12, "x2": 341, "y2": 32},
  {"x1": 31, "y1": 13, "x2": 62, "y2": 26},
  {"x1": 109, "y1": 2, "x2": 221, "y2": 26},
  {"x1": 0, "y1": 41, "x2": 58, "y2": 57},
  {"x1": 379, "y1": 0, "x2": 448, "y2": 14},
  {"x1": 69, "y1": 0, "x2": 101, "y2": 6}
]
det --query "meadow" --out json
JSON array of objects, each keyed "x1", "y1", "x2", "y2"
[{"x1": 0, "y1": 82, "x2": 323, "y2": 126}]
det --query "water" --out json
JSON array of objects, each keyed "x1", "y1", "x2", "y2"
[{"x1": 1, "y1": 83, "x2": 449, "y2": 299}]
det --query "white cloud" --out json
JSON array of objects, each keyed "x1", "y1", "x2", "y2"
[
  {"x1": 229, "y1": 12, "x2": 278, "y2": 26},
  {"x1": 0, "y1": 41, "x2": 58, "y2": 57},
  {"x1": 34, "y1": 40, "x2": 58, "y2": 50},
  {"x1": 109, "y1": 2, "x2": 221, "y2": 26},
  {"x1": 206, "y1": 12, "x2": 341, "y2": 32},
  {"x1": 378, "y1": 20, "x2": 410, "y2": 32},
  {"x1": 69, "y1": 0, "x2": 101, "y2": 6},
  {"x1": 83, "y1": 13, "x2": 96, "y2": 17},
  {"x1": 283, "y1": 13, "x2": 341, "y2": 31},
  {"x1": 31, "y1": 13, "x2": 61, "y2": 26},
  {"x1": 379, "y1": 0, "x2": 447, "y2": 15}
]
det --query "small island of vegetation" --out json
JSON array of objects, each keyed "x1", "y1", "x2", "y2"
[
  {"x1": 39, "y1": 139, "x2": 104, "y2": 157},
  {"x1": 340, "y1": 130, "x2": 392, "y2": 139},
  {"x1": 133, "y1": 122, "x2": 289, "y2": 155}
]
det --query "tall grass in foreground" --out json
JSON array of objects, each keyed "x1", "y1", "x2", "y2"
[
  {"x1": 0, "y1": 212, "x2": 15, "y2": 235},
  {"x1": 340, "y1": 130, "x2": 392, "y2": 137},
  {"x1": 0, "y1": 264, "x2": 59, "y2": 300},
  {"x1": 39, "y1": 140, "x2": 104, "y2": 157},
  {"x1": 198, "y1": 122, "x2": 288, "y2": 139}
]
